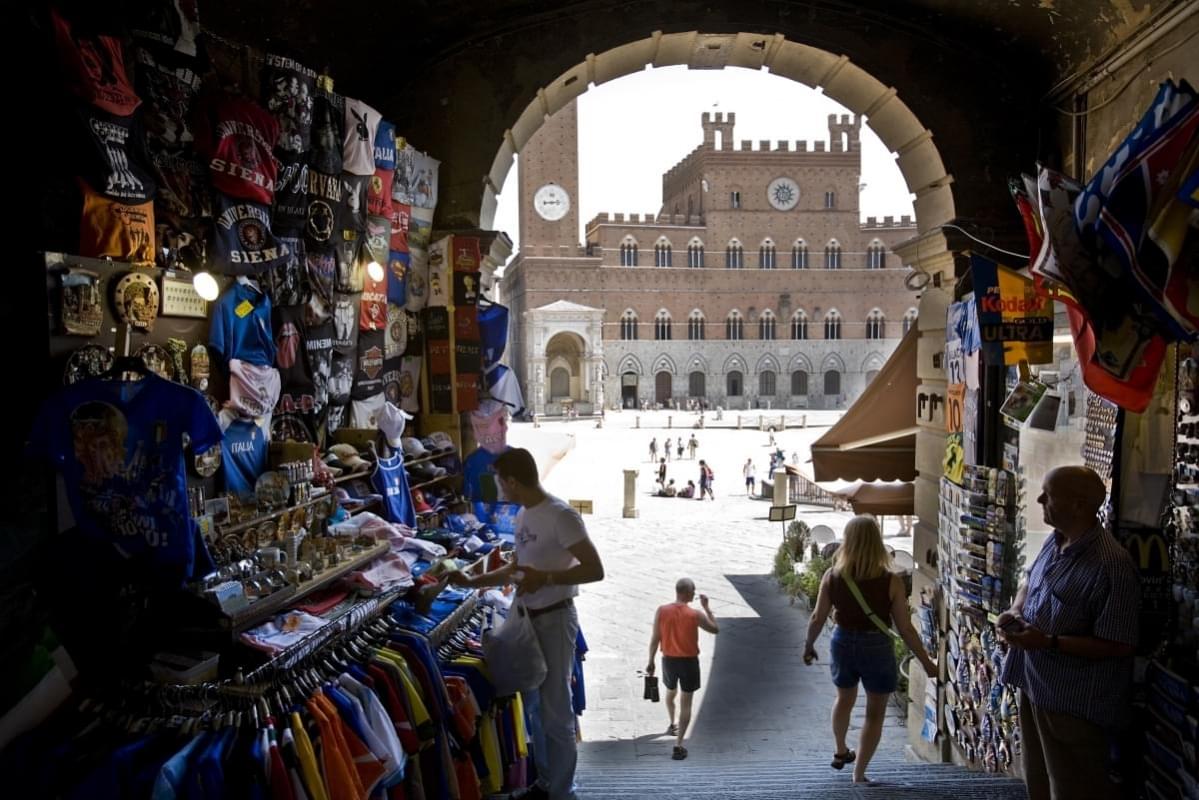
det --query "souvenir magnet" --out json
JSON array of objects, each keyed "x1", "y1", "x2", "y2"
[
  {"x1": 113, "y1": 271, "x2": 160, "y2": 332},
  {"x1": 60, "y1": 268, "x2": 103, "y2": 336}
]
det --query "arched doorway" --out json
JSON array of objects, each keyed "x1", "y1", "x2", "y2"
[
  {"x1": 621, "y1": 372, "x2": 638, "y2": 408},
  {"x1": 655, "y1": 371, "x2": 672, "y2": 406},
  {"x1": 545, "y1": 331, "x2": 586, "y2": 414},
  {"x1": 688, "y1": 371, "x2": 705, "y2": 398}
]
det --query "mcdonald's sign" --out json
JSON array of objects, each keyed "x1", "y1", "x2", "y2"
[{"x1": 1123, "y1": 532, "x2": 1169, "y2": 572}]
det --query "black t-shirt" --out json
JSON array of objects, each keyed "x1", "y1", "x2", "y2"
[
  {"x1": 339, "y1": 174, "x2": 369, "y2": 235},
  {"x1": 268, "y1": 233, "x2": 307, "y2": 308},
  {"x1": 353, "y1": 329, "x2": 385, "y2": 400},
  {"x1": 305, "y1": 169, "x2": 342, "y2": 246},
  {"x1": 273, "y1": 304, "x2": 315, "y2": 410},
  {"x1": 76, "y1": 105, "x2": 157, "y2": 204},
  {"x1": 305, "y1": 243, "x2": 336, "y2": 306},
  {"x1": 261, "y1": 54, "x2": 315, "y2": 156},
  {"x1": 309, "y1": 84, "x2": 343, "y2": 174},
  {"x1": 303, "y1": 317, "x2": 334, "y2": 411},
  {"x1": 273, "y1": 159, "x2": 309, "y2": 231}
]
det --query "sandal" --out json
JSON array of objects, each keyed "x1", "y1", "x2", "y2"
[
  {"x1": 830, "y1": 750, "x2": 856, "y2": 770},
  {"x1": 666, "y1": 724, "x2": 678, "y2": 736},
  {"x1": 672, "y1": 745, "x2": 688, "y2": 760}
]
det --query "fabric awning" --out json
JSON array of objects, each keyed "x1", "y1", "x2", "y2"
[
  {"x1": 810, "y1": 326, "x2": 918, "y2": 482},
  {"x1": 832, "y1": 482, "x2": 915, "y2": 516}
]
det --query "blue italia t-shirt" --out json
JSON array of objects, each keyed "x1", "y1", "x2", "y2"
[
  {"x1": 478, "y1": 303, "x2": 509, "y2": 368},
  {"x1": 28, "y1": 374, "x2": 221, "y2": 583},
  {"x1": 221, "y1": 417, "x2": 269, "y2": 500},
  {"x1": 371, "y1": 451, "x2": 415, "y2": 527},
  {"x1": 209, "y1": 280, "x2": 276, "y2": 367}
]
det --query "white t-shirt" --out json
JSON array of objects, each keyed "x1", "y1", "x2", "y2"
[
  {"x1": 514, "y1": 493, "x2": 589, "y2": 609},
  {"x1": 743, "y1": 462, "x2": 755, "y2": 480}
]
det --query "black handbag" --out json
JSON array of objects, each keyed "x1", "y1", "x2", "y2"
[{"x1": 643, "y1": 673, "x2": 660, "y2": 702}]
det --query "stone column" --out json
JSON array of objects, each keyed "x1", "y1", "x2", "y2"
[
  {"x1": 773, "y1": 470, "x2": 789, "y2": 506},
  {"x1": 622, "y1": 469, "x2": 639, "y2": 518}
]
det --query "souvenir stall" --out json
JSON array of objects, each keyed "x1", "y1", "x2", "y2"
[
  {"x1": 923, "y1": 77, "x2": 1198, "y2": 793},
  {"x1": 4, "y1": 5, "x2": 557, "y2": 798}
]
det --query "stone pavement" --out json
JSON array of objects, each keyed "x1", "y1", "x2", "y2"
[{"x1": 506, "y1": 410, "x2": 910, "y2": 768}]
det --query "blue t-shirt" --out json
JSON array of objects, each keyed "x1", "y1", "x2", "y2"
[
  {"x1": 477, "y1": 303, "x2": 509, "y2": 368},
  {"x1": 463, "y1": 446, "x2": 521, "y2": 533},
  {"x1": 209, "y1": 280, "x2": 276, "y2": 367},
  {"x1": 387, "y1": 250, "x2": 409, "y2": 306},
  {"x1": 371, "y1": 451, "x2": 415, "y2": 527},
  {"x1": 28, "y1": 375, "x2": 221, "y2": 583},
  {"x1": 220, "y1": 418, "x2": 269, "y2": 500}
]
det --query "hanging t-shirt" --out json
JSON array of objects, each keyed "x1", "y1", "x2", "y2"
[
  {"x1": 389, "y1": 204, "x2": 410, "y2": 253},
  {"x1": 392, "y1": 144, "x2": 439, "y2": 210},
  {"x1": 329, "y1": 349, "x2": 354, "y2": 407},
  {"x1": 305, "y1": 170, "x2": 342, "y2": 245},
  {"x1": 339, "y1": 174, "x2": 369, "y2": 235},
  {"x1": 76, "y1": 105, "x2": 156, "y2": 203},
  {"x1": 350, "y1": 392, "x2": 386, "y2": 429},
  {"x1": 381, "y1": 356, "x2": 404, "y2": 407},
  {"x1": 386, "y1": 304, "x2": 407, "y2": 359},
  {"x1": 408, "y1": 207, "x2": 434, "y2": 249},
  {"x1": 405, "y1": 246, "x2": 428, "y2": 312},
  {"x1": 333, "y1": 293, "x2": 361, "y2": 352},
  {"x1": 221, "y1": 416, "x2": 269, "y2": 500},
  {"x1": 51, "y1": 9, "x2": 140, "y2": 116},
  {"x1": 478, "y1": 304, "x2": 509, "y2": 368},
  {"x1": 335, "y1": 231, "x2": 366, "y2": 293},
  {"x1": 261, "y1": 54, "x2": 315, "y2": 156},
  {"x1": 273, "y1": 305, "x2": 315, "y2": 405},
  {"x1": 209, "y1": 280, "x2": 275, "y2": 367},
  {"x1": 133, "y1": 45, "x2": 202, "y2": 151},
  {"x1": 326, "y1": 402, "x2": 349, "y2": 435},
  {"x1": 303, "y1": 318, "x2": 334, "y2": 411},
  {"x1": 306, "y1": 244, "x2": 337, "y2": 306},
  {"x1": 463, "y1": 446, "x2": 506, "y2": 503},
  {"x1": 353, "y1": 330, "x2": 385, "y2": 400},
  {"x1": 309, "y1": 81, "x2": 343, "y2": 174},
  {"x1": 342, "y1": 99, "x2": 380, "y2": 176},
  {"x1": 371, "y1": 452, "x2": 415, "y2": 527},
  {"x1": 360, "y1": 271, "x2": 387, "y2": 332},
  {"x1": 28, "y1": 374, "x2": 220, "y2": 583},
  {"x1": 427, "y1": 240, "x2": 450, "y2": 308},
  {"x1": 129, "y1": 0, "x2": 200, "y2": 55},
  {"x1": 456, "y1": 306, "x2": 480, "y2": 346},
  {"x1": 211, "y1": 195, "x2": 291, "y2": 275},
  {"x1": 399, "y1": 355, "x2": 422, "y2": 414},
  {"x1": 363, "y1": 216, "x2": 389, "y2": 267},
  {"x1": 485, "y1": 365, "x2": 526, "y2": 417},
  {"x1": 150, "y1": 148, "x2": 209, "y2": 223},
  {"x1": 194, "y1": 91, "x2": 280, "y2": 204},
  {"x1": 273, "y1": 159, "x2": 309, "y2": 232},
  {"x1": 387, "y1": 251, "x2": 410, "y2": 307},
  {"x1": 453, "y1": 271, "x2": 481, "y2": 308},
  {"x1": 226, "y1": 360, "x2": 281, "y2": 420},
  {"x1": 268, "y1": 233, "x2": 306, "y2": 308},
  {"x1": 374, "y1": 121, "x2": 397, "y2": 170},
  {"x1": 78, "y1": 180, "x2": 155, "y2": 264},
  {"x1": 368, "y1": 167, "x2": 393, "y2": 219}
]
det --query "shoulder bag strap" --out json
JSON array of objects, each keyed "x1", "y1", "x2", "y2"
[{"x1": 840, "y1": 572, "x2": 900, "y2": 641}]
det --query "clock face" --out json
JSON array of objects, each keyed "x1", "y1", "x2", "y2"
[
  {"x1": 534, "y1": 184, "x2": 571, "y2": 221},
  {"x1": 767, "y1": 177, "x2": 800, "y2": 211}
]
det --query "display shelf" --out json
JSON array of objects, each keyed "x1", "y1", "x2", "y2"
[
  {"x1": 410, "y1": 473, "x2": 457, "y2": 491},
  {"x1": 402, "y1": 449, "x2": 457, "y2": 469},
  {"x1": 217, "y1": 493, "x2": 329, "y2": 536},
  {"x1": 333, "y1": 470, "x2": 373, "y2": 484},
  {"x1": 225, "y1": 541, "x2": 390, "y2": 634}
]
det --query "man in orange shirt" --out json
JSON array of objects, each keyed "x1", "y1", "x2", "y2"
[{"x1": 646, "y1": 578, "x2": 720, "y2": 760}]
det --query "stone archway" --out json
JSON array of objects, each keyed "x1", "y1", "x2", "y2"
[
  {"x1": 544, "y1": 330, "x2": 587, "y2": 414},
  {"x1": 481, "y1": 32, "x2": 956, "y2": 236}
]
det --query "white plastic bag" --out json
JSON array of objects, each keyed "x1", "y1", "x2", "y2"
[{"x1": 483, "y1": 601, "x2": 547, "y2": 696}]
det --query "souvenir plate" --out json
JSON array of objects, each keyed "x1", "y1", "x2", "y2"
[
  {"x1": 63, "y1": 344, "x2": 113, "y2": 385},
  {"x1": 255, "y1": 471, "x2": 290, "y2": 509},
  {"x1": 135, "y1": 343, "x2": 174, "y2": 380},
  {"x1": 113, "y1": 271, "x2": 159, "y2": 331},
  {"x1": 194, "y1": 446, "x2": 222, "y2": 478}
]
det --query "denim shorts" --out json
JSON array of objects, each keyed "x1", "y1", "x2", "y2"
[{"x1": 829, "y1": 627, "x2": 898, "y2": 694}]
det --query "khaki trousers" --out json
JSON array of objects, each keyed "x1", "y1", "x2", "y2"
[{"x1": 1019, "y1": 691, "x2": 1119, "y2": 800}]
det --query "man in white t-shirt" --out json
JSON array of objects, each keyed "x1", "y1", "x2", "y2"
[{"x1": 449, "y1": 447, "x2": 605, "y2": 800}]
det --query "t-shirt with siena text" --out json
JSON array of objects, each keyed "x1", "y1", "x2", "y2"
[
  {"x1": 28, "y1": 374, "x2": 220, "y2": 584},
  {"x1": 514, "y1": 494, "x2": 591, "y2": 610},
  {"x1": 194, "y1": 91, "x2": 280, "y2": 205}
]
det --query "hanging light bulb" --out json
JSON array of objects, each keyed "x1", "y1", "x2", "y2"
[
  {"x1": 367, "y1": 260, "x2": 385, "y2": 282},
  {"x1": 193, "y1": 271, "x2": 220, "y2": 301}
]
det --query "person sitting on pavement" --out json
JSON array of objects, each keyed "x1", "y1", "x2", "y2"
[
  {"x1": 647, "y1": 578, "x2": 719, "y2": 761},
  {"x1": 657, "y1": 479, "x2": 677, "y2": 497},
  {"x1": 677, "y1": 480, "x2": 696, "y2": 499},
  {"x1": 803, "y1": 515, "x2": 937, "y2": 786}
]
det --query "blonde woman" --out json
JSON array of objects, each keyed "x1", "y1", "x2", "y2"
[{"x1": 803, "y1": 515, "x2": 937, "y2": 785}]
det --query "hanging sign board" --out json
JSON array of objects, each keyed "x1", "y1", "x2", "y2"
[{"x1": 971, "y1": 254, "x2": 1053, "y2": 366}]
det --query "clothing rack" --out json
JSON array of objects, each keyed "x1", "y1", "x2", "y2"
[{"x1": 427, "y1": 592, "x2": 481, "y2": 650}]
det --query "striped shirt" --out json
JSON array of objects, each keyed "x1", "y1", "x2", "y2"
[{"x1": 1000, "y1": 525, "x2": 1139, "y2": 728}]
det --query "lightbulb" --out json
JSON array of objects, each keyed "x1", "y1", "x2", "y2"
[
  {"x1": 367, "y1": 260, "x2": 385, "y2": 282},
  {"x1": 193, "y1": 271, "x2": 219, "y2": 301}
]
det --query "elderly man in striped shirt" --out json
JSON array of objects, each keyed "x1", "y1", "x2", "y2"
[{"x1": 997, "y1": 465, "x2": 1139, "y2": 800}]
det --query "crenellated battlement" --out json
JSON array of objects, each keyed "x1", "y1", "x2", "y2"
[
  {"x1": 861, "y1": 214, "x2": 915, "y2": 229},
  {"x1": 588, "y1": 212, "x2": 705, "y2": 228}
]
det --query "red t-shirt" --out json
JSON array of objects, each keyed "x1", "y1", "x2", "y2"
[{"x1": 194, "y1": 92, "x2": 281, "y2": 204}]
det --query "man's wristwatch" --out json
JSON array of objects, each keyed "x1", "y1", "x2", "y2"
[{"x1": 1049, "y1": 633, "x2": 1060, "y2": 652}]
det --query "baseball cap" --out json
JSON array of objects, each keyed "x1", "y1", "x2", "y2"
[
  {"x1": 401, "y1": 437, "x2": 429, "y2": 459},
  {"x1": 411, "y1": 489, "x2": 434, "y2": 515},
  {"x1": 427, "y1": 431, "x2": 456, "y2": 453},
  {"x1": 328, "y1": 443, "x2": 370, "y2": 473},
  {"x1": 377, "y1": 401, "x2": 414, "y2": 448}
]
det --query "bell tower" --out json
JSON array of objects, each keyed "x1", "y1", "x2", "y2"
[{"x1": 518, "y1": 99, "x2": 581, "y2": 249}]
